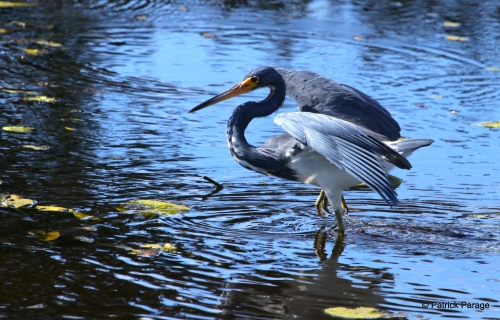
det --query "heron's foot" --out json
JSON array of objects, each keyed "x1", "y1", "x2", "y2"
[{"x1": 315, "y1": 190, "x2": 330, "y2": 217}]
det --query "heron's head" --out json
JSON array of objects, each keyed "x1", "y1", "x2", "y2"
[{"x1": 188, "y1": 66, "x2": 283, "y2": 113}]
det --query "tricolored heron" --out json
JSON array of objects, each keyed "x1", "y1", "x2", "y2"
[{"x1": 188, "y1": 66, "x2": 433, "y2": 234}]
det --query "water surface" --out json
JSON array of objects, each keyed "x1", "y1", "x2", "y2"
[{"x1": 1, "y1": 0, "x2": 500, "y2": 319}]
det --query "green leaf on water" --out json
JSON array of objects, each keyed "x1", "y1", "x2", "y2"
[
  {"x1": 480, "y1": 121, "x2": 500, "y2": 128},
  {"x1": 324, "y1": 306, "x2": 386, "y2": 319},
  {"x1": 3, "y1": 126, "x2": 34, "y2": 133},
  {"x1": 116, "y1": 199, "x2": 189, "y2": 217}
]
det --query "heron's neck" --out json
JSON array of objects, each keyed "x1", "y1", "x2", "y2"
[{"x1": 226, "y1": 86, "x2": 285, "y2": 152}]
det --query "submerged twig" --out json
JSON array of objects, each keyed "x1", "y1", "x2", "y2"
[{"x1": 202, "y1": 176, "x2": 223, "y2": 189}]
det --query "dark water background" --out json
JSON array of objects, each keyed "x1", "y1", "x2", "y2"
[{"x1": 1, "y1": 0, "x2": 500, "y2": 319}]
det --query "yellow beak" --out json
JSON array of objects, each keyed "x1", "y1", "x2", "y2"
[{"x1": 188, "y1": 77, "x2": 258, "y2": 113}]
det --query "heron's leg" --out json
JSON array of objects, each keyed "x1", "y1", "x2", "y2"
[
  {"x1": 334, "y1": 209, "x2": 345, "y2": 235},
  {"x1": 315, "y1": 190, "x2": 330, "y2": 217},
  {"x1": 321, "y1": 189, "x2": 347, "y2": 235},
  {"x1": 316, "y1": 191, "x2": 349, "y2": 217},
  {"x1": 341, "y1": 196, "x2": 349, "y2": 214}
]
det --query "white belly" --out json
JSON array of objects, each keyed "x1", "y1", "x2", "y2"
[{"x1": 288, "y1": 148, "x2": 363, "y2": 191}]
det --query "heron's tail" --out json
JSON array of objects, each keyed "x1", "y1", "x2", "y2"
[{"x1": 387, "y1": 139, "x2": 434, "y2": 158}]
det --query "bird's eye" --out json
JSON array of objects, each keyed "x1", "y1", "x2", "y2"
[{"x1": 251, "y1": 76, "x2": 259, "y2": 83}]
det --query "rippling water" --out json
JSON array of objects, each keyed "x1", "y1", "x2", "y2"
[{"x1": 1, "y1": 0, "x2": 500, "y2": 319}]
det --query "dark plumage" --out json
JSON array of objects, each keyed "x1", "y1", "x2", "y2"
[{"x1": 188, "y1": 66, "x2": 433, "y2": 234}]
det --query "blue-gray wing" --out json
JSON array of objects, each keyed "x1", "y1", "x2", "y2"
[
  {"x1": 274, "y1": 112, "x2": 411, "y2": 206},
  {"x1": 275, "y1": 68, "x2": 401, "y2": 141}
]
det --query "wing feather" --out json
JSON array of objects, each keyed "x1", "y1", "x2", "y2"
[{"x1": 275, "y1": 112, "x2": 406, "y2": 206}]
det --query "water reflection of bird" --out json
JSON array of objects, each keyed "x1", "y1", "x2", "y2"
[{"x1": 188, "y1": 66, "x2": 433, "y2": 235}]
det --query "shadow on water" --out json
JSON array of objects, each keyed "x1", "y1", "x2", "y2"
[{"x1": 1, "y1": 0, "x2": 500, "y2": 319}]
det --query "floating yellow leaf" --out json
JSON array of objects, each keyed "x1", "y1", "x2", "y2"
[
  {"x1": 35, "y1": 206, "x2": 99, "y2": 220},
  {"x1": 1, "y1": 88, "x2": 37, "y2": 94},
  {"x1": 487, "y1": 67, "x2": 500, "y2": 72},
  {"x1": 140, "y1": 243, "x2": 177, "y2": 252},
  {"x1": 413, "y1": 103, "x2": 428, "y2": 108},
  {"x1": 30, "y1": 230, "x2": 60, "y2": 241},
  {"x1": 350, "y1": 175, "x2": 402, "y2": 190},
  {"x1": 324, "y1": 306, "x2": 385, "y2": 319},
  {"x1": 1, "y1": 194, "x2": 36, "y2": 208},
  {"x1": 135, "y1": 15, "x2": 148, "y2": 20},
  {"x1": 480, "y1": 121, "x2": 500, "y2": 128},
  {"x1": 36, "y1": 205, "x2": 68, "y2": 212},
  {"x1": 74, "y1": 236, "x2": 94, "y2": 243},
  {"x1": 3, "y1": 126, "x2": 34, "y2": 133},
  {"x1": 446, "y1": 35, "x2": 468, "y2": 42},
  {"x1": 140, "y1": 243, "x2": 162, "y2": 249},
  {"x1": 0, "y1": 2, "x2": 37, "y2": 7},
  {"x1": 22, "y1": 48, "x2": 40, "y2": 55},
  {"x1": 162, "y1": 243, "x2": 177, "y2": 252},
  {"x1": 22, "y1": 145, "x2": 50, "y2": 151},
  {"x1": 11, "y1": 20, "x2": 26, "y2": 27},
  {"x1": 23, "y1": 95, "x2": 55, "y2": 103},
  {"x1": 35, "y1": 39, "x2": 62, "y2": 47},
  {"x1": 116, "y1": 199, "x2": 189, "y2": 217},
  {"x1": 129, "y1": 248, "x2": 159, "y2": 256},
  {"x1": 80, "y1": 226, "x2": 97, "y2": 231},
  {"x1": 0, "y1": 28, "x2": 10, "y2": 34},
  {"x1": 201, "y1": 32, "x2": 215, "y2": 39},
  {"x1": 443, "y1": 21, "x2": 461, "y2": 28},
  {"x1": 388, "y1": 175, "x2": 403, "y2": 189},
  {"x1": 353, "y1": 36, "x2": 363, "y2": 40},
  {"x1": 65, "y1": 127, "x2": 74, "y2": 131},
  {"x1": 70, "y1": 209, "x2": 100, "y2": 221}
]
